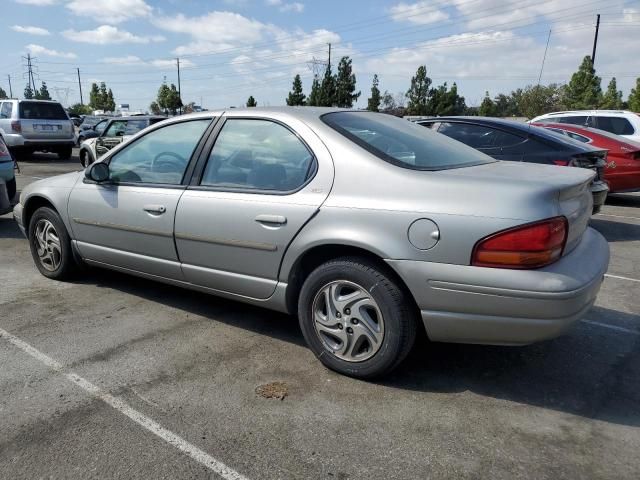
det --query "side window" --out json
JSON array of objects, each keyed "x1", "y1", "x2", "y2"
[
  {"x1": 0, "y1": 102, "x2": 12, "y2": 119},
  {"x1": 556, "y1": 116, "x2": 589, "y2": 126},
  {"x1": 104, "y1": 120, "x2": 127, "y2": 137},
  {"x1": 594, "y1": 116, "x2": 635, "y2": 135},
  {"x1": 200, "y1": 119, "x2": 314, "y2": 192},
  {"x1": 438, "y1": 122, "x2": 499, "y2": 149},
  {"x1": 419, "y1": 121, "x2": 440, "y2": 130},
  {"x1": 490, "y1": 129, "x2": 525, "y2": 148},
  {"x1": 108, "y1": 120, "x2": 210, "y2": 185},
  {"x1": 94, "y1": 120, "x2": 108, "y2": 134},
  {"x1": 124, "y1": 119, "x2": 148, "y2": 136}
]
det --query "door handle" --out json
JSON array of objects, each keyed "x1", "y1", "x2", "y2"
[
  {"x1": 255, "y1": 214, "x2": 287, "y2": 225},
  {"x1": 143, "y1": 204, "x2": 166, "y2": 214}
]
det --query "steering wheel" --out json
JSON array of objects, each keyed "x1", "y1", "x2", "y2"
[{"x1": 151, "y1": 151, "x2": 186, "y2": 173}]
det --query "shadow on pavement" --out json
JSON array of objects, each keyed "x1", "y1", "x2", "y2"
[
  {"x1": 606, "y1": 194, "x2": 640, "y2": 208},
  {"x1": 75, "y1": 267, "x2": 640, "y2": 427},
  {"x1": 0, "y1": 217, "x2": 23, "y2": 239},
  {"x1": 591, "y1": 218, "x2": 640, "y2": 242}
]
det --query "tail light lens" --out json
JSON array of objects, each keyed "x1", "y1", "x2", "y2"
[
  {"x1": 11, "y1": 121, "x2": 21, "y2": 133},
  {"x1": 553, "y1": 159, "x2": 569, "y2": 166},
  {"x1": 472, "y1": 217, "x2": 568, "y2": 269}
]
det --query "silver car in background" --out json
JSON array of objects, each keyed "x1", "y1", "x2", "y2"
[
  {"x1": 0, "y1": 99, "x2": 75, "y2": 160},
  {"x1": 13, "y1": 108, "x2": 609, "y2": 378}
]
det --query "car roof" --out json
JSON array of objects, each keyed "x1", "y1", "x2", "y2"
[
  {"x1": 535, "y1": 110, "x2": 638, "y2": 116},
  {"x1": 534, "y1": 122, "x2": 640, "y2": 148},
  {"x1": 108, "y1": 115, "x2": 167, "y2": 121}
]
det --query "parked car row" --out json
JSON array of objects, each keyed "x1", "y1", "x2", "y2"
[{"x1": 14, "y1": 107, "x2": 610, "y2": 378}]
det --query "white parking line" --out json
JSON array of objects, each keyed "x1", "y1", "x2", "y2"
[
  {"x1": 581, "y1": 320, "x2": 639, "y2": 335},
  {"x1": 605, "y1": 273, "x2": 640, "y2": 283},
  {"x1": 596, "y1": 213, "x2": 640, "y2": 221},
  {"x1": 0, "y1": 327, "x2": 249, "y2": 480}
]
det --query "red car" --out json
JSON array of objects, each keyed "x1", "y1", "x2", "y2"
[{"x1": 532, "y1": 122, "x2": 640, "y2": 193}]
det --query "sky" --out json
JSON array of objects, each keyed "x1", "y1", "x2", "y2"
[{"x1": 1, "y1": 0, "x2": 639, "y2": 111}]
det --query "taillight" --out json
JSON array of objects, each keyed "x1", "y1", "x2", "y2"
[
  {"x1": 553, "y1": 159, "x2": 569, "y2": 166},
  {"x1": 11, "y1": 121, "x2": 21, "y2": 133},
  {"x1": 472, "y1": 217, "x2": 568, "y2": 269}
]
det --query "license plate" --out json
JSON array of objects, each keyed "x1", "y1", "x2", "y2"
[{"x1": 35, "y1": 125, "x2": 60, "y2": 131}]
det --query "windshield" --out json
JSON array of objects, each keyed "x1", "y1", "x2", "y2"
[
  {"x1": 322, "y1": 112, "x2": 494, "y2": 170},
  {"x1": 19, "y1": 102, "x2": 68, "y2": 120}
]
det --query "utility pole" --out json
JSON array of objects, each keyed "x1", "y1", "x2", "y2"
[
  {"x1": 176, "y1": 57, "x2": 182, "y2": 115},
  {"x1": 591, "y1": 14, "x2": 600, "y2": 66},
  {"x1": 327, "y1": 43, "x2": 331, "y2": 70},
  {"x1": 7, "y1": 75, "x2": 12, "y2": 98},
  {"x1": 76, "y1": 68, "x2": 83, "y2": 105},
  {"x1": 27, "y1": 54, "x2": 36, "y2": 93}
]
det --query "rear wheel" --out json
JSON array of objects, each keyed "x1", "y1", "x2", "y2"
[
  {"x1": 79, "y1": 149, "x2": 93, "y2": 168},
  {"x1": 298, "y1": 257, "x2": 417, "y2": 379},
  {"x1": 28, "y1": 207, "x2": 77, "y2": 280},
  {"x1": 57, "y1": 146, "x2": 73, "y2": 160}
]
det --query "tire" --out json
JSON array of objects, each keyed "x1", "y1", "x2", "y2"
[
  {"x1": 57, "y1": 146, "x2": 73, "y2": 160},
  {"x1": 6, "y1": 177, "x2": 16, "y2": 200},
  {"x1": 28, "y1": 207, "x2": 77, "y2": 280},
  {"x1": 12, "y1": 148, "x2": 31, "y2": 161},
  {"x1": 79, "y1": 149, "x2": 89, "y2": 167},
  {"x1": 298, "y1": 257, "x2": 417, "y2": 379}
]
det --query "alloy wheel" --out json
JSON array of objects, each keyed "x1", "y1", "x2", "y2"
[
  {"x1": 34, "y1": 219, "x2": 62, "y2": 272},
  {"x1": 312, "y1": 280, "x2": 385, "y2": 362}
]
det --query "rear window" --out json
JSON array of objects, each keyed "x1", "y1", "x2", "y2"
[
  {"x1": 124, "y1": 119, "x2": 148, "y2": 135},
  {"x1": 322, "y1": 112, "x2": 493, "y2": 170},
  {"x1": 594, "y1": 116, "x2": 635, "y2": 135},
  {"x1": 19, "y1": 102, "x2": 68, "y2": 120}
]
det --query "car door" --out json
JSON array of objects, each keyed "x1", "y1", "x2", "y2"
[
  {"x1": 95, "y1": 119, "x2": 128, "y2": 158},
  {"x1": 68, "y1": 118, "x2": 212, "y2": 279},
  {"x1": 174, "y1": 114, "x2": 334, "y2": 299}
]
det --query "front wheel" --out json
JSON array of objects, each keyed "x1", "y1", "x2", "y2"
[
  {"x1": 298, "y1": 257, "x2": 417, "y2": 379},
  {"x1": 28, "y1": 207, "x2": 77, "y2": 280},
  {"x1": 79, "y1": 149, "x2": 92, "y2": 168}
]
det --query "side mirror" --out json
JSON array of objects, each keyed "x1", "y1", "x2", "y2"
[{"x1": 85, "y1": 162, "x2": 110, "y2": 183}]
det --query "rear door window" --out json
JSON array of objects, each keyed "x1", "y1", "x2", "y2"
[
  {"x1": 555, "y1": 116, "x2": 590, "y2": 126},
  {"x1": 103, "y1": 120, "x2": 127, "y2": 137},
  {"x1": 438, "y1": 122, "x2": 499, "y2": 148},
  {"x1": 19, "y1": 102, "x2": 68, "y2": 120},
  {"x1": 124, "y1": 119, "x2": 148, "y2": 136},
  {"x1": 0, "y1": 102, "x2": 12, "y2": 119},
  {"x1": 594, "y1": 116, "x2": 635, "y2": 135}
]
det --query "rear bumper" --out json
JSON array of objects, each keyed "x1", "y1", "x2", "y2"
[
  {"x1": 4, "y1": 133, "x2": 74, "y2": 149},
  {"x1": 387, "y1": 227, "x2": 609, "y2": 345}
]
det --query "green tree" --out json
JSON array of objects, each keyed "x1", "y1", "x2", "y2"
[
  {"x1": 0, "y1": 87, "x2": 7, "y2": 99},
  {"x1": 426, "y1": 82, "x2": 467, "y2": 116},
  {"x1": 600, "y1": 77, "x2": 623, "y2": 109},
  {"x1": 517, "y1": 84, "x2": 566, "y2": 118},
  {"x1": 98, "y1": 82, "x2": 109, "y2": 110},
  {"x1": 157, "y1": 83, "x2": 171, "y2": 114},
  {"x1": 89, "y1": 83, "x2": 100, "y2": 110},
  {"x1": 318, "y1": 65, "x2": 336, "y2": 107},
  {"x1": 106, "y1": 88, "x2": 116, "y2": 112},
  {"x1": 493, "y1": 92, "x2": 520, "y2": 117},
  {"x1": 286, "y1": 74, "x2": 306, "y2": 106},
  {"x1": 563, "y1": 56, "x2": 602, "y2": 109},
  {"x1": 68, "y1": 103, "x2": 92, "y2": 116},
  {"x1": 168, "y1": 84, "x2": 182, "y2": 114},
  {"x1": 24, "y1": 84, "x2": 34, "y2": 99},
  {"x1": 405, "y1": 65, "x2": 431, "y2": 115},
  {"x1": 367, "y1": 74, "x2": 381, "y2": 112},
  {"x1": 149, "y1": 101, "x2": 162, "y2": 115},
  {"x1": 246, "y1": 95, "x2": 257, "y2": 107},
  {"x1": 478, "y1": 91, "x2": 497, "y2": 116},
  {"x1": 35, "y1": 82, "x2": 51, "y2": 100},
  {"x1": 334, "y1": 56, "x2": 360, "y2": 108},
  {"x1": 629, "y1": 77, "x2": 640, "y2": 111},
  {"x1": 307, "y1": 76, "x2": 321, "y2": 106}
]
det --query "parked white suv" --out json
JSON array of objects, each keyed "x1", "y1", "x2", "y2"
[
  {"x1": 0, "y1": 99, "x2": 75, "y2": 160},
  {"x1": 530, "y1": 110, "x2": 640, "y2": 143}
]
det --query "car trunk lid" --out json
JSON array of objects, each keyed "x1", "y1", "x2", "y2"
[{"x1": 19, "y1": 102, "x2": 73, "y2": 140}]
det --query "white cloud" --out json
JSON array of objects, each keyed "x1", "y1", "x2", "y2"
[
  {"x1": 15, "y1": 0, "x2": 58, "y2": 5},
  {"x1": 25, "y1": 43, "x2": 77, "y2": 59},
  {"x1": 154, "y1": 11, "x2": 264, "y2": 48},
  {"x1": 62, "y1": 25, "x2": 165, "y2": 44},
  {"x1": 390, "y1": 1, "x2": 449, "y2": 25},
  {"x1": 12, "y1": 25, "x2": 50, "y2": 35},
  {"x1": 100, "y1": 56, "x2": 194, "y2": 68},
  {"x1": 266, "y1": 0, "x2": 304, "y2": 13},
  {"x1": 66, "y1": 0, "x2": 152, "y2": 24}
]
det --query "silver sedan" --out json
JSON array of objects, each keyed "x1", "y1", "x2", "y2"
[{"x1": 13, "y1": 108, "x2": 610, "y2": 378}]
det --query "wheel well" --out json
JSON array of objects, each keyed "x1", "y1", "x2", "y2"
[
  {"x1": 23, "y1": 196, "x2": 57, "y2": 235},
  {"x1": 285, "y1": 244, "x2": 418, "y2": 316}
]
